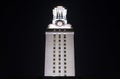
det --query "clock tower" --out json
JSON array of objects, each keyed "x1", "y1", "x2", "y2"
[{"x1": 44, "y1": 6, "x2": 75, "y2": 77}]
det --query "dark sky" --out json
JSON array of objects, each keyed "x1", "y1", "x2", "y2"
[{"x1": 1, "y1": 0, "x2": 120, "y2": 77}]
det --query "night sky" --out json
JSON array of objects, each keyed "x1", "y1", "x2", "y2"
[{"x1": 1, "y1": 0, "x2": 120, "y2": 77}]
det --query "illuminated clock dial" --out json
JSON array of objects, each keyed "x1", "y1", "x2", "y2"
[{"x1": 56, "y1": 20, "x2": 64, "y2": 26}]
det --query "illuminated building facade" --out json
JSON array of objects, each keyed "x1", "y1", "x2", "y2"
[{"x1": 44, "y1": 6, "x2": 75, "y2": 76}]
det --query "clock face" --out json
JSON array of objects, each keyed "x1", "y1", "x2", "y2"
[{"x1": 56, "y1": 20, "x2": 64, "y2": 26}]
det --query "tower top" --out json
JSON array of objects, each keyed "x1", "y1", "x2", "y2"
[
  {"x1": 48, "y1": 6, "x2": 72, "y2": 29},
  {"x1": 53, "y1": 6, "x2": 67, "y2": 20}
]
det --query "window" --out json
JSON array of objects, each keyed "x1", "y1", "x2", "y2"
[
  {"x1": 59, "y1": 40, "x2": 61, "y2": 42},
  {"x1": 64, "y1": 35, "x2": 66, "y2": 38},
  {"x1": 53, "y1": 47, "x2": 55, "y2": 49},
  {"x1": 59, "y1": 66, "x2": 61, "y2": 69},
  {"x1": 59, "y1": 70, "x2": 61, "y2": 73},
  {"x1": 59, "y1": 51, "x2": 61, "y2": 53},
  {"x1": 59, "y1": 62, "x2": 61, "y2": 65},
  {"x1": 64, "y1": 43, "x2": 66, "y2": 46},
  {"x1": 59, "y1": 47, "x2": 61, "y2": 49},
  {"x1": 59, "y1": 58, "x2": 61, "y2": 61},
  {"x1": 53, "y1": 51, "x2": 55, "y2": 53},
  {"x1": 53, "y1": 58, "x2": 55, "y2": 61},
  {"x1": 64, "y1": 47, "x2": 66, "y2": 49},
  {"x1": 53, "y1": 62, "x2": 55, "y2": 65},
  {"x1": 59, "y1": 55, "x2": 61, "y2": 57},
  {"x1": 64, "y1": 58, "x2": 66, "y2": 61},
  {"x1": 59, "y1": 34, "x2": 61, "y2": 38},
  {"x1": 53, "y1": 34, "x2": 56, "y2": 42},
  {"x1": 64, "y1": 70, "x2": 66, "y2": 73},
  {"x1": 53, "y1": 70, "x2": 55, "y2": 73},
  {"x1": 53, "y1": 40, "x2": 56, "y2": 42},
  {"x1": 64, "y1": 54, "x2": 66, "y2": 57},
  {"x1": 64, "y1": 62, "x2": 66, "y2": 65},
  {"x1": 64, "y1": 66, "x2": 66, "y2": 69},
  {"x1": 64, "y1": 51, "x2": 66, "y2": 53},
  {"x1": 64, "y1": 40, "x2": 66, "y2": 42},
  {"x1": 53, "y1": 54, "x2": 55, "y2": 57},
  {"x1": 53, "y1": 34, "x2": 56, "y2": 37},
  {"x1": 53, "y1": 66, "x2": 55, "y2": 69}
]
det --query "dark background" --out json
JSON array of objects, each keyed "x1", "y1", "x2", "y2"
[{"x1": 1, "y1": 0, "x2": 120, "y2": 77}]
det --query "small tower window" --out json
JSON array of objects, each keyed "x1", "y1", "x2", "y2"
[
  {"x1": 64, "y1": 35, "x2": 66, "y2": 38},
  {"x1": 59, "y1": 51, "x2": 61, "y2": 53},
  {"x1": 59, "y1": 66, "x2": 61, "y2": 69},
  {"x1": 53, "y1": 58, "x2": 55, "y2": 61},
  {"x1": 53, "y1": 66, "x2": 55, "y2": 69},
  {"x1": 59, "y1": 70, "x2": 61, "y2": 73},
  {"x1": 59, "y1": 34, "x2": 61, "y2": 38},
  {"x1": 59, "y1": 43, "x2": 61, "y2": 46},
  {"x1": 53, "y1": 40, "x2": 56, "y2": 42},
  {"x1": 53, "y1": 62, "x2": 55, "y2": 65},
  {"x1": 64, "y1": 70, "x2": 66, "y2": 73},
  {"x1": 53, "y1": 54, "x2": 55, "y2": 57},
  {"x1": 64, "y1": 40, "x2": 66, "y2": 42},
  {"x1": 64, "y1": 58, "x2": 66, "y2": 61},
  {"x1": 64, "y1": 66, "x2": 66, "y2": 69},
  {"x1": 64, "y1": 54, "x2": 66, "y2": 57},
  {"x1": 59, "y1": 55, "x2": 61, "y2": 57},
  {"x1": 59, "y1": 58, "x2": 61, "y2": 61},
  {"x1": 53, "y1": 70, "x2": 55, "y2": 73},
  {"x1": 64, "y1": 43, "x2": 66, "y2": 46},
  {"x1": 53, "y1": 34, "x2": 56, "y2": 37},
  {"x1": 64, "y1": 51, "x2": 66, "y2": 53},
  {"x1": 64, "y1": 62, "x2": 66, "y2": 65},
  {"x1": 59, "y1": 62, "x2": 61, "y2": 65},
  {"x1": 59, "y1": 47, "x2": 61, "y2": 49},
  {"x1": 59, "y1": 40, "x2": 61, "y2": 42}
]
